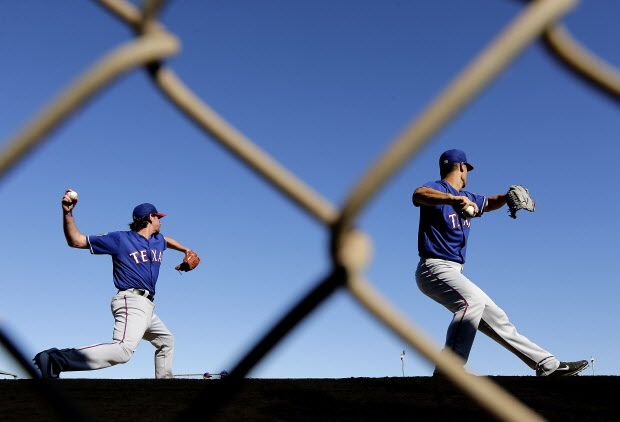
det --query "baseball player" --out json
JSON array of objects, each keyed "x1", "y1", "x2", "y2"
[
  {"x1": 33, "y1": 189, "x2": 200, "y2": 379},
  {"x1": 412, "y1": 149, "x2": 588, "y2": 376}
]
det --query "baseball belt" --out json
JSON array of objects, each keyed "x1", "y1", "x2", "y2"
[{"x1": 119, "y1": 288, "x2": 154, "y2": 301}]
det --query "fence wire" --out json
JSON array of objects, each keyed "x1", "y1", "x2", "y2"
[{"x1": 1, "y1": 0, "x2": 619, "y2": 421}]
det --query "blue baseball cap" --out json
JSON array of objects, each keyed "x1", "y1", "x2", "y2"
[
  {"x1": 439, "y1": 149, "x2": 474, "y2": 171},
  {"x1": 132, "y1": 203, "x2": 166, "y2": 220}
]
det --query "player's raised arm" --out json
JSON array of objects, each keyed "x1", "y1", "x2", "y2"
[
  {"x1": 61, "y1": 188, "x2": 88, "y2": 249},
  {"x1": 413, "y1": 186, "x2": 479, "y2": 215}
]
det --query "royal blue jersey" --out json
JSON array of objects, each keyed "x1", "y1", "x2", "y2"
[
  {"x1": 87, "y1": 231, "x2": 167, "y2": 294},
  {"x1": 413, "y1": 180, "x2": 486, "y2": 264}
]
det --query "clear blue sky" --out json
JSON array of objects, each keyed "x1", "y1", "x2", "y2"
[{"x1": 1, "y1": 1, "x2": 618, "y2": 379}]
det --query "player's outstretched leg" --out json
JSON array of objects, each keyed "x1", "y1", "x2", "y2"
[
  {"x1": 477, "y1": 299, "x2": 588, "y2": 376},
  {"x1": 536, "y1": 360, "x2": 589, "y2": 376},
  {"x1": 33, "y1": 293, "x2": 152, "y2": 378}
]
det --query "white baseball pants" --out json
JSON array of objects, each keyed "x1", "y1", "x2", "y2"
[
  {"x1": 415, "y1": 258, "x2": 559, "y2": 374},
  {"x1": 51, "y1": 291, "x2": 174, "y2": 378}
]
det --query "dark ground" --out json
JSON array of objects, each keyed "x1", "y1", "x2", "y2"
[{"x1": 0, "y1": 376, "x2": 617, "y2": 421}]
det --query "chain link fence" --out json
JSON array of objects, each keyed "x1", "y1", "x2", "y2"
[{"x1": 1, "y1": 0, "x2": 618, "y2": 420}]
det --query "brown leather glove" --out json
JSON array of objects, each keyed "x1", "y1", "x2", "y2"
[{"x1": 175, "y1": 250, "x2": 201, "y2": 272}]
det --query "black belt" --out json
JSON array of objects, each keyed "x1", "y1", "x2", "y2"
[{"x1": 119, "y1": 288, "x2": 154, "y2": 301}]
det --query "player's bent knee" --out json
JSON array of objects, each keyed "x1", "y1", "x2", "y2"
[
  {"x1": 116, "y1": 345, "x2": 135, "y2": 364},
  {"x1": 465, "y1": 298, "x2": 485, "y2": 315}
]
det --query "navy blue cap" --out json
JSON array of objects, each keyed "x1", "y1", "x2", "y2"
[
  {"x1": 439, "y1": 149, "x2": 474, "y2": 171},
  {"x1": 132, "y1": 203, "x2": 166, "y2": 220}
]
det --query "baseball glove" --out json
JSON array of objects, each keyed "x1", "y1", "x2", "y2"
[
  {"x1": 175, "y1": 250, "x2": 201, "y2": 272},
  {"x1": 506, "y1": 185, "x2": 535, "y2": 219}
]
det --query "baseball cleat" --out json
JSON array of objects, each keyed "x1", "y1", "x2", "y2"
[
  {"x1": 536, "y1": 360, "x2": 588, "y2": 376},
  {"x1": 33, "y1": 348, "x2": 61, "y2": 379}
]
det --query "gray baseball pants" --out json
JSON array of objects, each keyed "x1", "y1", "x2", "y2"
[
  {"x1": 50, "y1": 290, "x2": 174, "y2": 378},
  {"x1": 415, "y1": 258, "x2": 559, "y2": 374}
]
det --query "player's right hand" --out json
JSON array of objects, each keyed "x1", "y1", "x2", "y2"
[
  {"x1": 61, "y1": 189, "x2": 77, "y2": 213},
  {"x1": 453, "y1": 195, "x2": 479, "y2": 215}
]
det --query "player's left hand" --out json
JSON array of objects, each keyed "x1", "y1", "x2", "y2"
[
  {"x1": 506, "y1": 185, "x2": 535, "y2": 219},
  {"x1": 175, "y1": 250, "x2": 201, "y2": 272}
]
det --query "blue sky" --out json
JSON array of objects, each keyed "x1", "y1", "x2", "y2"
[{"x1": 1, "y1": 1, "x2": 618, "y2": 379}]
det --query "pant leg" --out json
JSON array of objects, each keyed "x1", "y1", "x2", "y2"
[
  {"x1": 416, "y1": 258, "x2": 560, "y2": 373},
  {"x1": 478, "y1": 299, "x2": 559, "y2": 372},
  {"x1": 51, "y1": 293, "x2": 154, "y2": 373},
  {"x1": 143, "y1": 312, "x2": 174, "y2": 378},
  {"x1": 415, "y1": 258, "x2": 485, "y2": 363}
]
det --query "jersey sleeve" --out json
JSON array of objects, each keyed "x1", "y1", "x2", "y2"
[
  {"x1": 412, "y1": 181, "x2": 446, "y2": 207},
  {"x1": 87, "y1": 232, "x2": 121, "y2": 255}
]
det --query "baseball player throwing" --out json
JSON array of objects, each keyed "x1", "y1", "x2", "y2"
[
  {"x1": 412, "y1": 149, "x2": 587, "y2": 376},
  {"x1": 33, "y1": 189, "x2": 200, "y2": 379}
]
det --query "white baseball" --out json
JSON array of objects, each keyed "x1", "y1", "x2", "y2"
[
  {"x1": 66, "y1": 190, "x2": 78, "y2": 201},
  {"x1": 464, "y1": 205, "x2": 475, "y2": 217}
]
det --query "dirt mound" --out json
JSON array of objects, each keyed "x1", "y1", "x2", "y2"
[{"x1": 0, "y1": 376, "x2": 616, "y2": 421}]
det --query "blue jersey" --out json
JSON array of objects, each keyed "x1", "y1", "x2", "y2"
[
  {"x1": 87, "y1": 231, "x2": 167, "y2": 294},
  {"x1": 413, "y1": 180, "x2": 486, "y2": 264}
]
